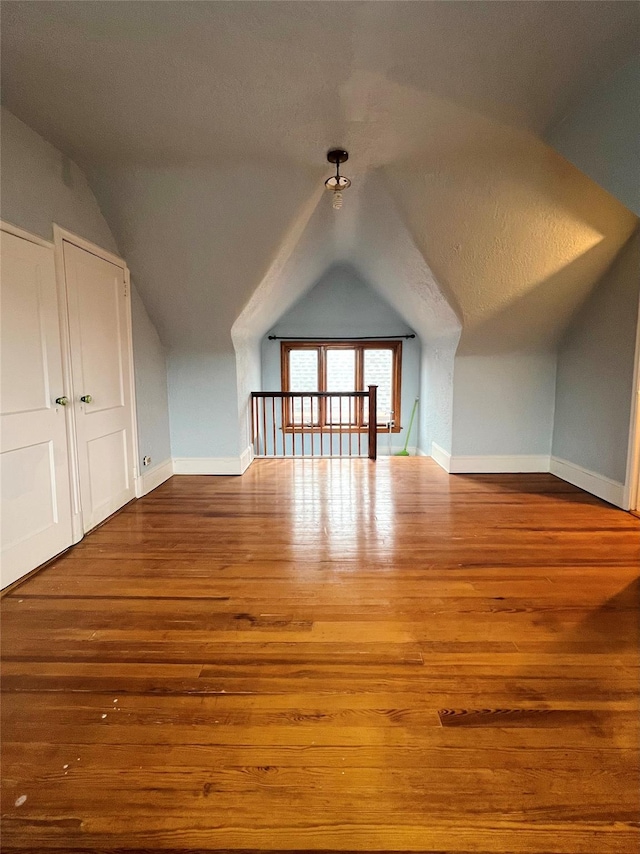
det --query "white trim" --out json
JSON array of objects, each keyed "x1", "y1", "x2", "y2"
[
  {"x1": 432, "y1": 443, "x2": 550, "y2": 475},
  {"x1": 239, "y1": 444, "x2": 255, "y2": 473},
  {"x1": 52, "y1": 227, "x2": 83, "y2": 542},
  {"x1": 625, "y1": 292, "x2": 640, "y2": 512},
  {"x1": 0, "y1": 220, "x2": 53, "y2": 249},
  {"x1": 173, "y1": 456, "x2": 249, "y2": 475},
  {"x1": 415, "y1": 447, "x2": 429, "y2": 457},
  {"x1": 448, "y1": 454, "x2": 550, "y2": 474},
  {"x1": 550, "y1": 456, "x2": 627, "y2": 509},
  {"x1": 52, "y1": 224, "x2": 127, "y2": 270},
  {"x1": 431, "y1": 442, "x2": 451, "y2": 472},
  {"x1": 124, "y1": 265, "x2": 142, "y2": 497},
  {"x1": 138, "y1": 458, "x2": 174, "y2": 496}
]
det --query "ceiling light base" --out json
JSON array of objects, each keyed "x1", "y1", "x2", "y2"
[{"x1": 327, "y1": 149, "x2": 349, "y2": 165}]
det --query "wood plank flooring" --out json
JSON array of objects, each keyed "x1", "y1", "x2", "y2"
[{"x1": 1, "y1": 458, "x2": 639, "y2": 853}]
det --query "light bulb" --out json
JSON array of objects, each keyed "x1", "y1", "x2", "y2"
[{"x1": 332, "y1": 191, "x2": 343, "y2": 210}]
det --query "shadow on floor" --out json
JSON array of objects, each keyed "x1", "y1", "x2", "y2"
[{"x1": 452, "y1": 471, "x2": 631, "y2": 511}]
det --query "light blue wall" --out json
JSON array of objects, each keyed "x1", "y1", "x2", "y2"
[
  {"x1": 420, "y1": 342, "x2": 457, "y2": 455},
  {"x1": 261, "y1": 265, "x2": 420, "y2": 452},
  {"x1": 553, "y1": 230, "x2": 640, "y2": 483},
  {"x1": 0, "y1": 107, "x2": 171, "y2": 471},
  {"x1": 168, "y1": 350, "x2": 240, "y2": 459},
  {"x1": 131, "y1": 286, "x2": 171, "y2": 466},
  {"x1": 451, "y1": 352, "x2": 557, "y2": 456},
  {"x1": 0, "y1": 107, "x2": 119, "y2": 253},
  {"x1": 547, "y1": 55, "x2": 640, "y2": 216}
]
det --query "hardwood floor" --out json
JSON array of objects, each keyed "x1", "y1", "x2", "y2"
[{"x1": 1, "y1": 458, "x2": 639, "y2": 853}]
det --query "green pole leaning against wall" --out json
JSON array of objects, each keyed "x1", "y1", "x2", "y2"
[{"x1": 395, "y1": 397, "x2": 419, "y2": 456}]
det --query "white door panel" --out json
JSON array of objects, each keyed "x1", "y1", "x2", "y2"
[
  {"x1": 87, "y1": 429, "x2": 131, "y2": 504},
  {"x1": 1, "y1": 441, "x2": 58, "y2": 550},
  {"x1": 1, "y1": 254, "x2": 52, "y2": 414},
  {"x1": 1, "y1": 229, "x2": 73, "y2": 587},
  {"x1": 63, "y1": 241, "x2": 136, "y2": 531},
  {"x1": 72, "y1": 249, "x2": 125, "y2": 411}
]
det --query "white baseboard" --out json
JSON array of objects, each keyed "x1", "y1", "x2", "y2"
[
  {"x1": 138, "y1": 458, "x2": 173, "y2": 496},
  {"x1": 239, "y1": 444, "x2": 255, "y2": 473},
  {"x1": 449, "y1": 454, "x2": 550, "y2": 474},
  {"x1": 431, "y1": 443, "x2": 549, "y2": 474},
  {"x1": 173, "y1": 447, "x2": 254, "y2": 476},
  {"x1": 431, "y1": 442, "x2": 452, "y2": 472},
  {"x1": 550, "y1": 456, "x2": 627, "y2": 509},
  {"x1": 431, "y1": 448, "x2": 627, "y2": 506}
]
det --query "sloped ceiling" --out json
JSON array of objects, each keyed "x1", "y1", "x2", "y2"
[
  {"x1": 88, "y1": 162, "x2": 320, "y2": 349},
  {"x1": 1, "y1": 1, "x2": 638, "y2": 358},
  {"x1": 3, "y1": 2, "x2": 639, "y2": 165},
  {"x1": 385, "y1": 127, "x2": 637, "y2": 354}
]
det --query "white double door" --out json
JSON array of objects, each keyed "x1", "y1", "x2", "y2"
[
  {"x1": 63, "y1": 240, "x2": 136, "y2": 532},
  {"x1": 1, "y1": 229, "x2": 73, "y2": 586},
  {"x1": 1, "y1": 225, "x2": 137, "y2": 588}
]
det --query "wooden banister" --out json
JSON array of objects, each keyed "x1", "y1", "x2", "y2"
[
  {"x1": 251, "y1": 391, "x2": 369, "y2": 399},
  {"x1": 250, "y1": 388, "x2": 379, "y2": 460}
]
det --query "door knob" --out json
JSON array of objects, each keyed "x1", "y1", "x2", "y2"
[
  {"x1": 80, "y1": 394, "x2": 93, "y2": 404},
  {"x1": 55, "y1": 396, "x2": 69, "y2": 406}
]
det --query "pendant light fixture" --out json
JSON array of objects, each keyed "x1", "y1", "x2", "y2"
[{"x1": 325, "y1": 149, "x2": 351, "y2": 210}]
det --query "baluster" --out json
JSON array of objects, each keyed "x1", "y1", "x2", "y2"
[
  {"x1": 271, "y1": 396, "x2": 276, "y2": 457},
  {"x1": 292, "y1": 395, "x2": 296, "y2": 457},
  {"x1": 264, "y1": 397, "x2": 267, "y2": 456},
  {"x1": 251, "y1": 395, "x2": 256, "y2": 456},
  {"x1": 257, "y1": 396, "x2": 261, "y2": 457},
  {"x1": 350, "y1": 395, "x2": 354, "y2": 457},
  {"x1": 329, "y1": 396, "x2": 333, "y2": 456}
]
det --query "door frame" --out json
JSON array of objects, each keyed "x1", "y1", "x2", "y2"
[
  {"x1": 1, "y1": 220, "x2": 53, "y2": 250},
  {"x1": 53, "y1": 225, "x2": 141, "y2": 542},
  {"x1": 626, "y1": 292, "x2": 640, "y2": 512}
]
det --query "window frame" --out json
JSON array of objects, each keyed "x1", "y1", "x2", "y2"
[{"x1": 280, "y1": 340, "x2": 402, "y2": 433}]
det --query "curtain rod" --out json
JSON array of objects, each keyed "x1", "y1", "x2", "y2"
[{"x1": 268, "y1": 334, "x2": 416, "y2": 341}]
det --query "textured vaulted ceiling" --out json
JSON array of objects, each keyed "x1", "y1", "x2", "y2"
[
  {"x1": 3, "y1": 1, "x2": 638, "y2": 166},
  {"x1": 2, "y1": 1, "x2": 638, "y2": 355}
]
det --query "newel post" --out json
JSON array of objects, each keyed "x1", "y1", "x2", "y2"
[{"x1": 367, "y1": 385, "x2": 378, "y2": 461}]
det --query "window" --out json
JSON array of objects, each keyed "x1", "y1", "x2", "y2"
[{"x1": 281, "y1": 341, "x2": 402, "y2": 432}]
